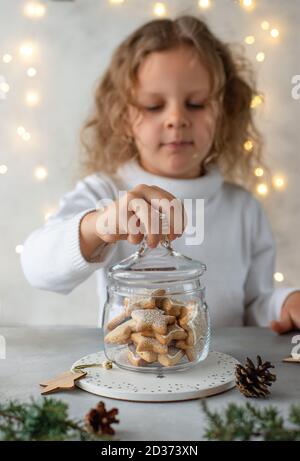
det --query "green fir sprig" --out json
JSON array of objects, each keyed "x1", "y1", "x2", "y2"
[
  {"x1": 0, "y1": 398, "x2": 113, "y2": 441},
  {"x1": 201, "y1": 401, "x2": 300, "y2": 441}
]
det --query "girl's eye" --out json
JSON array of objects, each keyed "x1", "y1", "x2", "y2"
[
  {"x1": 144, "y1": 106, "x2": 163, "y2": 111},
  {"x1": 144, "y1": 103, "x2": 206, "y2": 112},
  {"x1": 187, "y1": 103, "x2": 206, "y2": 110}
]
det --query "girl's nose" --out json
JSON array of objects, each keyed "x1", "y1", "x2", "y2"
[{"x1": 164, "y1": 106, "x2": 190, "y2": 129}]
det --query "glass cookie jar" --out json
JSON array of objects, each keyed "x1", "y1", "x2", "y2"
[{"x1": 103, "y1": 236, "x2": 210, "y2": 373}]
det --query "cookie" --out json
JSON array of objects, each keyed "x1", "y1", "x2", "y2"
[
  {"x1": 176, "y1": 335, "x2": 205, "y2": 358},
  {"x1": 185, "y1": 336, "x2": 206, "y2": 361},
  {"x1": 104, "y1": 319, "x2": 136, "y2": 344},
  {"x1": 138, "y1": 350, "x2": 158, "y2": 363},
  {"x1": 175, "y1": 339, "x2": 190, "y2": 350},
  {"x1": 107, "y1": 311, "x2": 128, "y2": 331},
  {"x1": 131, "y1": 332, "x2": 168, "y2": 355},
  {"x1": 127, "y1": 344, "x2": 148, "y2": 367},
  {"x1": 127, "y1": 343, "x2": 158, "y2": 366},
  {"x1": 151, "y1": 288, "x2": 167, "y2": 309},
  {"x1": 178, "y1": 301, "x2": 205, "y2": 346},
  {"x1": 161, "y1": 298, "x2": 184, "y2": 317},
  {"x1": 155, "y1": 323, "x2": 187, "y2": 345},
  {"x1": 185, "y1": 345, "x2": 199, "y2": 362},
  {"x1": 158, "y1": 346, "x2": 185, "y2": 367},
  {"x1": 138, "y1": 330, "x2": 156, "y2": 338},
  {"x1": 124, "y1": 296, "x2": 156, "y2": 316},
  {"x1": 131, "y1": 309, "x2": 175, "y2": 335}
]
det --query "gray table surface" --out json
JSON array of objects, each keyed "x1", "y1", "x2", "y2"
[{"x1": 0, "y1": 326, "x2": 299, "y2": 441}]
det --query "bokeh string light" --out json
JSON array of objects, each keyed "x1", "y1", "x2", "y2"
[{"x1": 153, "y1": 2, "x2": 167, "y2": 17}]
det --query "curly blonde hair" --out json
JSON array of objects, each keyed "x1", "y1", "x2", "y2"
[{"x1": 80, "y1": 15, "x2": 266, "y2": 188}]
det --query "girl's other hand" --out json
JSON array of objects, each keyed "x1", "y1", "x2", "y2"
[{"x1": 270, "y1": 292, "x2": 300, "y2": 334}]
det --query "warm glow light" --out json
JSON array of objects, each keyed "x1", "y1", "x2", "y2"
[
  {"x1": 15, "y1": 244, "x2": 24, "y2": 254},
  {"x1": 2, "y1": 54, "x2": 13, "y2": 63},
  {"x1": 22, "y1": 132, "x2": 31, "y2": 141},
  {"x1": 244, "y1": 140, "x2": 254, "y2": 152},
  {"x1": 153, "y1": 2, "x2": 167, "y2": 17},
  {"x1": 274, "y1": 272, "x2": 284, "y2": 282},
  {"x1": 0, "y1": 165, "x2": 8, "y2": 175},
  {"x1": 251, "y1": 94, "x2": 264, "y2": 108},
  {"x1": 239, "y1": 0, "x2": 255, "y2": 10},
  {"x1": 198, "y1": 0, "x2": 211, "y2": 9},
  {"x1": 44, "y1": 211, "x2": 52, "y2": 221},
  {"x1": 24, "y1": 2, "x2": 46, "y2": 18},
  {"x1": 27, "y1": 67, "x2": 37, "y2": 77},
  {"x1": 256, "y1": 52, "x2": 265, "y2": 62},
  {"x1": 34, "y1": 166, "x2": 48, "y2": 180},
  {"x1": 17, "y1": 126, "x2": 26, "y2": 136},
  {"x1": 109, "y1": 0, "x2": 124, "y2": 3},
  {"x1": 0, "y1": 82, "x2": 10, "y2": 93},
  {"x1": 44, "y1": 208, "x2": 57, "y2": 221},
  {"x1": 244, "y1": 35, "x2": 255, "y2": 45},
  {"x1": 17, "y1": 126, "x2": 31, "y2": 141},
  {"x1": 254, "y1": 167, "x2": 264, "y2": 177},
  {"x1": 19, "y1": 42, "x2": 34, "y2": 59},
  {"x1": 270, "y1": 28, "x2": 280, "y2": 39},
  {"x1": 256, "y1": 183, "x2": 269, "y2": 196},
  {"x1": 261, "y1": 21, "x2": 270, "y2": 31},
  {"x1": 272, "y1": 174, "x2": 286, "y2": 190},
  {"x1": 25, "y1": 90, "x2": 40, "y2": 106}
]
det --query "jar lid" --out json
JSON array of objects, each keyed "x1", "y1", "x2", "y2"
[{"x1": 108, "y1": 237, "x2": 206, "y2": 287}]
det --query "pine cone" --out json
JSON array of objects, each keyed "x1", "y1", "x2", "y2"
[
  {"x1": 85, "y1": 401, "x2": 119, "y2": 435},
  {"x1": 235, "y1": 355, "x2": 276, "y2": 398}
]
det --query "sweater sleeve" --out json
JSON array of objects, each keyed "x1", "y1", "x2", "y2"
[
  {"x1": 20, "y1": 175, "x2": 117, "y2": 294},
  {"x1": 244, "y1": 198, "x2": 300, "y2": 326}
]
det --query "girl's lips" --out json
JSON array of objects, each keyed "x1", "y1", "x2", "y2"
[{"x1": 163, "y1": 141, "x2": 194, "y2": 149}]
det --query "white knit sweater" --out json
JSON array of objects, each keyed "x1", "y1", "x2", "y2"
[{"x1": 21, "y1": 159, "x2": 297, "y2": 328}]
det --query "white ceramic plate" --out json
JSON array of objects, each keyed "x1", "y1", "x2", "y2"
[{"x1": 71, "y1": 350, "x2": 239, "y2": 402}]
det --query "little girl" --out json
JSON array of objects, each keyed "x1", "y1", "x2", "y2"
[{"x1": 21, "y1": 16, "x2": 300, "y2": 332}]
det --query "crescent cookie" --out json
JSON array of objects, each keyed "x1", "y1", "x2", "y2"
[
  {"x1": 158, "y1": 346, "x2": 185, "y2": 367},
  {"x1": 131, "y1": 332, "x2": 168, "y2": 355},
  {"x1": 104, "y1": 319, "x2": 136, "y2": 344},
  {"x1": 155, "y1": 323, "x2": 187, "y2": 345},
  {"x1": 131, "y1": 309, "x2": 175, "y2": 335}
]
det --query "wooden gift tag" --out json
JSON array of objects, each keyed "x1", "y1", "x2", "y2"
[
  {"x1": 282, "y1": 357, "x2": 300, "y2": 363},
  {"x1": 39, "y1": 370, "x2": 87, "y2": 395},
  {"x1": 282, "y1": 354, "x2": 300, "y2": 364}
]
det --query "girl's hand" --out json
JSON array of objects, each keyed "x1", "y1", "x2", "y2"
[
  {"x1": 95, "y1": 184, "x2": 187, "y2": 248},
  {"x1": 270, "y1": 292, "x2": 300, "y2": 334}
]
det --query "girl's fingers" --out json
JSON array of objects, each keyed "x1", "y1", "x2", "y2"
[
  {"x1": 101, "y1": 185, "x2": 187, "y2": 246},
  {"x1": 127, "y1": 193, "x2": 160, "y2": 247},
  {"x1": 270, "y1": 319, "x2": 293, "y2": 335},
  {"x1": 127, "y1": 232, "x2": 144, "y2": 245},
  {"x1": 131, "y1": 185, "x2": 186, "y2": 241}
]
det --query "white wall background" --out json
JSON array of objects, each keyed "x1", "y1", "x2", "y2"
[{"x1": 0, "y1": 0, "x2": 299, "y2": 326}]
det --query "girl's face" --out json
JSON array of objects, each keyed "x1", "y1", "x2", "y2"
[{"x1": 128, "y1": 45, "x2": 219, "y2": 179}]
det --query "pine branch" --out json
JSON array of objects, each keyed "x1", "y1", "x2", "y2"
[
  {"x1": 0, "y1": 398, "x2": 113, "y2": 441},
  {"x1": 201, "y1": 401, "x2": 300, "y2": 441}
]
